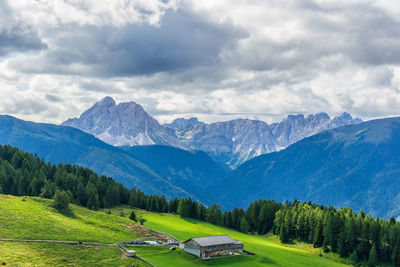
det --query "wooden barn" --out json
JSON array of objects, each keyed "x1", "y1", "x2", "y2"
[{"x1": 182, "y1": 235, "x2": 243, "y2": 259}]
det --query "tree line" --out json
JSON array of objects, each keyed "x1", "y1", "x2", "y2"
[
  {"x1": 0, "y1": 144, "x2": 399, "y2": 266},
  {"x1": 273, "y1": 201, "x2": 400, "y2": 266}
]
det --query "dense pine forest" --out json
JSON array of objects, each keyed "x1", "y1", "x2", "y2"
[{"x1": 0, "y1": 144, "x2": 399, "y2": 266}]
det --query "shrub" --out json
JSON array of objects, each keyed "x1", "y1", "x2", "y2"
[
  {"x1": 129, "y1": 211, "x2": 137, "y2": 221},
  {"x1": 53, "y1": 190, "x2": 69, "y2": 210}
]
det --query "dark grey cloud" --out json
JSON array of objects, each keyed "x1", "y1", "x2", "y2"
[
  {"x1": 80, "y1": 80, "x2": 123, "y2": 93},
  {"x1": 0, "y1": 1, "x2": 46, "y2": 56},
  {"x1": 10, "y1": 8, "x2": 247, "y2": 77},
  {"x1": 45, "y1": 94, "x2": 63, "y2": 103},
  {"x1": 3, "y1": 97, "x2": 47, "y2": 115},
  {"x1": 230, "y1": 1, "x2": 400, "y2": 77},
  {"x1": 0, "y1": 30, "x2": 45, "y2": 56}
]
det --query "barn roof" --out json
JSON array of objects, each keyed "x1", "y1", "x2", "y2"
[{"x1": 183, "y1": 235, "x2": 242, "y2": 247}]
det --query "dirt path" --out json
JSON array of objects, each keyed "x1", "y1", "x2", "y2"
[
  {"x1": 0, "y1": 238, "x2": 116, "y2": 247},
  {"x1": 0, "y1": 238, "x2": 158, "y2": 265}
]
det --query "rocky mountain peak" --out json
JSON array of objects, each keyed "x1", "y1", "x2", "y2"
[
  {"x1": 331, "y1": 112, "x2": 362, "y2": 126},
  {"x1": 287, "y1": 114, "x2": 305, "y2": 122},
  {"x1": 62, "y1": 97, "x2": 181, "y2": 147},
  {"x1": 96, "y1": 96, "x2": 116, "y2": 107},
  {"x1": 62, "y1": 96, "x2": 363, "y2": 168},
  {"x1": 311, "y1": 112, "x2": 330, "y2": 120},
  {"x1": 166, "y1": 117, "x2": 202, "y2": 130}
]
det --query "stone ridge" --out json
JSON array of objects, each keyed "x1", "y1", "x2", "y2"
[{"x1": 62, "y1": 97, "x2": 362, "y2": 168}]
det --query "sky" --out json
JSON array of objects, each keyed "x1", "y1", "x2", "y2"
[{"x1": 1, "y1": 0, "x2": 400, "y2": 124}]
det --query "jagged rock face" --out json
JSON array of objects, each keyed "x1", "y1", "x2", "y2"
[
  {"x1": 62, "y1": 97, "x2": 362, "y2": 168},
  {"x1": 176, "y1": 113, "x2": 362, "y2": 168},
  {"x1": 176, "y1": 119, "x2": 279, "y2": 168},
  {"x1": 165, "y1": 117, "x2": 203, "y2": 130},
  {"x1": 62, "y1": 97, "x2": 181, "y2": 147}
]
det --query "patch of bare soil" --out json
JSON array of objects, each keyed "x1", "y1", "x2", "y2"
[{"x1": 127, "y1": 224, "x2": 170, "y2": 240}]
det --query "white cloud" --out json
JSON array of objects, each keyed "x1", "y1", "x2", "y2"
[
  {"x1": 8, "y1": 0, "x2": 177, "y2": 28},
  {"x1": 1, "y1": 0, "x2": 400, "y2": 125}
]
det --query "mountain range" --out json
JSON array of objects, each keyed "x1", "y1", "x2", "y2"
[
  {"x1": 216, "y1": 117, "x2": 400, "y2": 219},
  {"x1": 62, "y1": 97, "x2": 362, "y2": 168},
  {"x1": 1, "y1": 113, "x2": 400, "y2": 219},
  {"x1": 0, "y1": 115, "x2": 212, "y2": 201}
]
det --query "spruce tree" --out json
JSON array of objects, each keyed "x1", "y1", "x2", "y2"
[
  {"x1": 393, "y1": 241, "x2": 400, "y2": 267},
  {"x1": 280, "y1": 223, "x2": 290, "y2": 243},
  {"x1": 76, "y1": 182, "x2": 88, "y2": 206},
  {"x1": 349, "y1": 249, "x2": 359, "y2": 264},
  {"x1": 240, "y1": 217, "x2": 250, "y2": 233},
  {"x1": 87, "y1": 192, "x2": 100, "y2": 210},
  {"x1": 279, "y1": 211, "x2": 292, "y2": 243},
  {"x1": 313, "y1": 219, "x2": 324, "y2": 248},
  {"x1": 368, "y1": 244, "x2": 378, "y2": 267},
  {"x1": 177, "y1": 198, "x2": 189, "y2": 217}
]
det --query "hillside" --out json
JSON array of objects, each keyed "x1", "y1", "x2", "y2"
[
  {"x1": 215, "y1": 117, "x2": 400, "y2": 218},
  {"x1": 121, "y1": 145, "x2": 227, "y2": 203},
  {"x1": 0, "y1": 195, "x2": 151, "y2": 266},
  {"x1": 0, "y1": 115, "x2": 194, "y2": 199},
  {"x1": 133, "y1": 211, "x2": 348, "y2": 267},
  {"x1": 0, "y1": 195, "x2": 348, "y2": 267}
]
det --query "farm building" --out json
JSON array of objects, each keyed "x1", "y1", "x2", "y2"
[{"x1": 182, "y1": 235, "x2": 243, "y2": 259}]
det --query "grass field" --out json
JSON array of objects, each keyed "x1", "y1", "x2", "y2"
[
  {"x1": 0, "y1": 195, "x2": 153, "y2": 266},
  {"x1": 0, "y1": 195, "x2": 351, "y2": 266},
  {"x1": 0, "y1": 195, "x2": 146, "y2": 243},
  {"x1": 0, "y1": 241, "x2": 147, "y2": 267},
  {"x1": 136, "y1": 212, "x2": 350, "y2": 267}
]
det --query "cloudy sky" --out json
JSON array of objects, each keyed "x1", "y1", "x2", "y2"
[{"x1": 1, "y1": 0, "x2": 400, "y2": 124}]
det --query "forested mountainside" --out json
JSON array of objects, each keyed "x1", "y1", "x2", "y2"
[
  {"x1": 121, "y1": 145, "x2": 226, "y2": 202},
  {"x1": 214, "y1": 117, "x2": 400, "y2": 219},
  {"x1": 1, "y1": 144, "x2": 399, "y2": 267},
  {"x1": 3, "y1": 113, "x2": 400, "y2": 220},
  {"x1": 0, "y1": 115, "x2": 194, "y2": 199}
]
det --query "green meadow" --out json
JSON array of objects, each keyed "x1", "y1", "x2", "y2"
[
  {"x1": 0, "y1": 241, "x2": 147, "y2": 267},
  {"x1": 136, "y1": 212, "x2": 350, "y2": 267},
  {"x1": 0, "y1": 195, "x2": 143, "y2": 242},
  {"x1": 0, "y1": 195, "x2": 151, "y2": 266},
  {"x1": 0, "y1": 195, "x2": 351, "y2": 266}
]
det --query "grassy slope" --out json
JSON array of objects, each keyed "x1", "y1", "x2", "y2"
[
  {"x1": 0, "y1": 195, "x2": 349, "y2": 266},
  {"x1": 0, "y1": 242, "x2": 148, "y2": 267},
  {"x1": 0, "y1": 195, "x2": 149, "y2": 266},
  {"x1": 0, "y1": 195, "x2": 142, "y2": 242},
  {"x1": 137, "y1": 212, "x2": 349, "y2": 267}
]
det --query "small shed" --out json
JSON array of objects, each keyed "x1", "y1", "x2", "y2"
[
  {"x1": 125, "y1": 250, "x2": 136, "y2": 257},
  {"x1": 183, "y1": 235, "x2": 243, "y2": 259}
]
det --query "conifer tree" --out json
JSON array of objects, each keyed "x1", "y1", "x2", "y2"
[
  {"x1": 349, "y1": 249, "x2": 359, "y2": 264},
  {"x1": 240, "y1": 217, "x2": 250, "y2": 233},
  {"x1": 368, "y1": 244, "x2": 378, "y2": 267},
  {"x1": 393, "y1": 241, "x2": 400, "y2": 267},
  {"x1": 177, "y1": 198, "x2": 189, "y2": 217},
  {"x1": 313, "y1": 219, "x2": 324, "y2": 248},
  {"x1": 76, "y1": 182, "x2": 88, "y2": 206}
]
